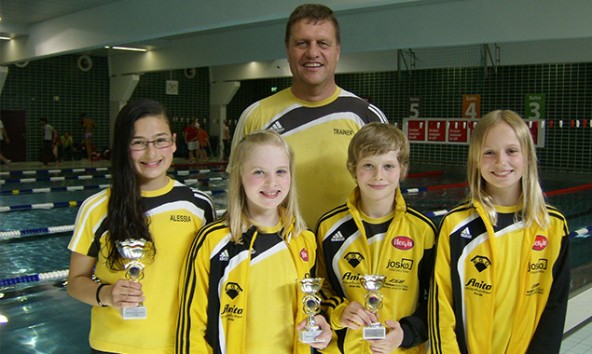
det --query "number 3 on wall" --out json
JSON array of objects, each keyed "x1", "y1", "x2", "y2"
[{"x1": 525, "y1": 94, "x2": 545, "y2": 119}]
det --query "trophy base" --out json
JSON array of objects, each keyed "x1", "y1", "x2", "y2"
[
  {"x1": 299, "y1": 329, "x2": 323, "y2": 343},
  {"x1": 121, "y1": 305, "x2": 147, "y2": 320},
  {"x1": 363, "y1": 324, "x2": 386, "y2": 340}
]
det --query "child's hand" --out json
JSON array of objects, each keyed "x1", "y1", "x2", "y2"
[
  {"x1": 367, "y1": 320, "x2": 404, "y2": 354},
  {"x1": 109, "y1": 279, "x2": 145, "y2": 308}
]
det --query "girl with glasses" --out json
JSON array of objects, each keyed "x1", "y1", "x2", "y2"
[{"x1": 67, "y1": 98, "x2": 216, "y2": 353}]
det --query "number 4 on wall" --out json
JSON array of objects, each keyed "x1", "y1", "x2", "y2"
[{"x1": 462, "y1": 94, "x2": 481, "y2": 119}]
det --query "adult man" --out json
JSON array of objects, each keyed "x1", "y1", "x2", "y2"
[{"x1": 231, "y1": 3, "x2": 388, "y2": 227}]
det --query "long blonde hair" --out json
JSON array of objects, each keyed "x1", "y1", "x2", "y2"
[
  {"x1": 225, "y1": 130, "x2": 307, "y2": 243},
  {"x1": 467, "y1": 110, "x2": 549, "y2": 228}
]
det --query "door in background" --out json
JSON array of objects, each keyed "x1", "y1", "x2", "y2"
[{"x1": 0, "y1": 110, "x2": 27, "y2": 162}]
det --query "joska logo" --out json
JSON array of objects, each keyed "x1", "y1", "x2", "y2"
[
  {"x1": 528, "y1": 259, "x2": 548, "y2": 272},
  {"x1": 386, "y1": 258, "x2": 414, "y2": 271},
  {"x1": 391, "y1": 236, "x2": 414, "y2": 250},
  {"x1": 532, "y1": 235, "x2": 548, "y2": 251}
]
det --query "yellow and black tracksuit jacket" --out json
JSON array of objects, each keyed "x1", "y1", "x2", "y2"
[
  {"x1": 316, "y1": 188, "x2": 436, "y2": 353},
  {"x1": 176, "y1": 219, "x2": 318, "y2": 354},
  {"x1": 429, "y1": 201, "x2": 570, "y2": 354}
]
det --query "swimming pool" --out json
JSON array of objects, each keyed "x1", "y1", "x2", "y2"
[{"x1": 1, "y1": 162, "x2": 591, "y2": 353}]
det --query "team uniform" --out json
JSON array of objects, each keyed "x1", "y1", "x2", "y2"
[
  {"x1": 232, "y1": 87, "x2": 388, "y2": 227},
  {"x1": 68, "y1": 178, "x2": 216, "y2": 354},
  {"x1": 316, "y1": 188, "x2": 436, "y2": 353},
  {"x1": 176, "y1": 216, "x2": 318, "y2": 354},
  {"x1": 429, "y1": 201, "x2": 570, "y2": 354}
]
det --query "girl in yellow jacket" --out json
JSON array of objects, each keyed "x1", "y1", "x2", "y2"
[
  {"x1": 176, "y1": 130, "x2": 331, "y2": 354},
  {"x1": 429, "y1": 110, "x2": 570, "y2": 354}
]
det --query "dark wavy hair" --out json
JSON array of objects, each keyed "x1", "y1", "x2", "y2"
[{"x1": 105, "y1": 98, "x2": 169, "y2": 270}]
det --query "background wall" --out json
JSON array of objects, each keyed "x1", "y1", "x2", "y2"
[
  {"x1": 0, "y1": 56, "x2": 209, "y2": 161},
  {"x1": 1, "y1": 55, "x2": 590, "y2": 175},
  {"x1": 228, "y1": 63, "x2": 592, "y2": 175}
]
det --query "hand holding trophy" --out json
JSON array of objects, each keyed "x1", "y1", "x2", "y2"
[
  {"x1": 298, "y1": 277, "x2": 324, "y2": 343},
  {"x1": 360, "y1": 274, "x2": 386, "y2": 339},
  {"x1": 116, "y1": 239, "x2": 149, "y2": 320}
]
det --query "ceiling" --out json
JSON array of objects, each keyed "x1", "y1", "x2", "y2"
[
  {"x1": 1, "y1": 0, "x2": 591, "y2": 77},
  {"x1": 0, "y1": 0, "x2": 120, "y2": 27}
]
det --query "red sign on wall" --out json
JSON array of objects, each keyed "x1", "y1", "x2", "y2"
[
  {"x1": 407, "y1": 120, "x2": 425, "y2": 141},
  {"x1": 427, "y1": 120, "x2": 446, "y2": 142},
  {"x1": 528, "y1": 120, "x2": 539, "y2": 145},
  {"x1": 447, "y1": 120, "x2": 469, "y2": 143}
]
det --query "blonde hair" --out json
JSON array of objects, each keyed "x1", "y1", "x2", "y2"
[
  {"x1": 225, "y1": 130, "x2": 306, "y2": 243},
  {"x1": 467, "y1": 110, "x2": 549, "y2": 228},
  {"x1": 347, "y1": 122, "x2": 410, "y2": 180}
]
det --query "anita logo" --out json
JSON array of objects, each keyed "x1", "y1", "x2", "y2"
[
  {"x1": 392, "y1": 236, "x2": 414, "y2": 250},
  {"x1": 532, "y1": 235, "x2": 548, "y2": 251}
]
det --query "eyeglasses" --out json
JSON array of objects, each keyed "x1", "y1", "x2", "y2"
[{"x1": 129, "y1": 137, "x2": 174, "y2": 151}]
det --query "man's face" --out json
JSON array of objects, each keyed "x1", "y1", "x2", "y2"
[{"x1": 286, "y1": 19, "x2": 340, "y2": 97}]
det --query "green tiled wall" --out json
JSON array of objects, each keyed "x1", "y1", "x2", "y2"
[
  {"x1": 228, "y1": 63, "x2": 592, "y2": 175},
  {"x1": 3, "y1": 55, "x2": 590, "y2": 175},
  {"x1": 1, "y1": 55, "x2": 209, "y2": 161},
  {"x1": 129, "y1": 68, "x2": 210, "y2": 141},
  {"x1": 2, "y1": 55, "x2": 110, "y2": 161}
]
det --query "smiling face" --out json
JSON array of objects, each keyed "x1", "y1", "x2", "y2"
[
  {"x1": 286, "y1": 19, "x2": 340, "y2": 101},
  {"x1": 241, "y1": 143, "x2": 291, "y2": 224},
  {"x1": 356, "y1": 150, "x2": 402, "y2": 216},
  {"x1": 130, "y1": 115, "x2": 176, "y2": 191},
  {"x1": 479, "y1": 121, "x2": 525, "y2": 205}
]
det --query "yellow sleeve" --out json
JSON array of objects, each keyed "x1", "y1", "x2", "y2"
[
  {"x1": 429, "y1": 221, "x2": 462, "y2": 354},
  {"x1": 177, "y1": 230, "x2": 214, "y2": 354}
]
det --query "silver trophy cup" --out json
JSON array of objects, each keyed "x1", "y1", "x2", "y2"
[
  {"x1": 360, "y1": 274, "x2": 386, "y2": 339},
  {"x1": 116, "y1": 239, "x2": 148, "y2": 320},
  {"x1": 298, "y1": 277, "x2": 324, "y2": 343}
]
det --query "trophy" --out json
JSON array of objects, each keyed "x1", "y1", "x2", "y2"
[
  {"x1": 116, "y1": 239, "x2": 149, "y2": 320},
  {"x1": 360, "y1": 274, "x2": 386, "y2": 339},
  {"x1": 298, "y1": 277, "x2": 324, "y2": 343}
]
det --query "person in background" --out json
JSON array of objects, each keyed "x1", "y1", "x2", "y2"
[
  {"x1": 222, "y1": 119, "x2": 231, "y2": 160},
  {"x1": 41, "y1": 117, "x2": 57, "y2": 166},
  {"x1": 59, "y1": 131, "x2": 75, "y2": 161},
  {"x1": 0, "y1": 118, "x2": 11, "y2": 164},
  {"x1": 231, "y1": 3, "x2": 388, "y2": 227},
  {"x1": 176, "y1": 130, "x2": 331, "y2": 354},
  {"x1": 183, "y1": 119, "x2": 199, "y2": 164},
  {"x1": 317, "y1": 122, "x2": 435, "y2": 353},
  {"x1": 81, "y1": 112, "x2": 97, "y2": 161},
  {"x1": 429, "y1": 110, "x2": 570, "y2": 354},
  {"x1": 67, "y1": 98, "x2": 216, "y2": 354},
  {"x1": 196, "y1": 122, "x2": 210, "y2": 161}
]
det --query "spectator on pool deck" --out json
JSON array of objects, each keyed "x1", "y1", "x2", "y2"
[{"x1": 41, "y1": 117, "x2": 57, "y2": 166}]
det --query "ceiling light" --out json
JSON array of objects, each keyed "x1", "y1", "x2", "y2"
[
  {"x1": 0, "y1": 36, "x2": 11, "y2": 41},
  {"x1": 106, "y1": 46, "x2": 147, "y2": 52}
]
